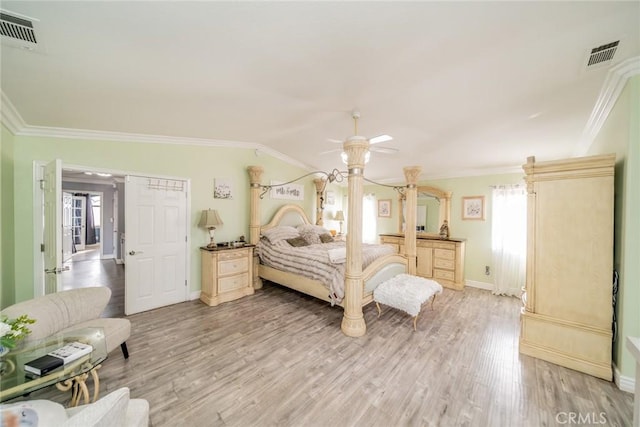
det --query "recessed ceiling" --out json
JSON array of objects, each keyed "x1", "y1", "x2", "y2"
[{"x1": 1, "y1": 1, "x2": 639, "y2": 181}]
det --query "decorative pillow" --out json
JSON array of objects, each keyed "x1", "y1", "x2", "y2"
[
  {"x1": 286, "y1": 236, "x2": 310, "y2": 247},
  {"x1": 63, "y1": 387, "x2": 129, "y2": 427},
  {"x1": 299, "y1": 229, "x2": 321, "y2": 245},
  {"x1": 319, "y1": 233, "x2": 334, "y2": 243},
  {"x1": 1, "y1": 400, "x2": 68, "y2": 427},
  {"x1": 261, "y1": 226, "x2": 300, "y2": 244},
  {"x1": 296, "y1": 224, "x2": 330, "y2": 235}
]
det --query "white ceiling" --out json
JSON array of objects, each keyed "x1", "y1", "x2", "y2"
[{"x1": 2, "y1": 1, "x2": 639, "y2": 181}]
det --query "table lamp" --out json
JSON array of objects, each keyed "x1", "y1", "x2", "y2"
[
  {"x1": 199, "y1": 209, "x2": 223, "y2": 248},
  {"x1": 335, "y1": 210, "x2": 345, "y2": 235}
]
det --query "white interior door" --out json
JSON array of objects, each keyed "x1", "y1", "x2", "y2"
[
  {"x1": 43, "y1": 159, "x2": 63, "y2": 294},
  {"x1": 72, "y1": 196, "x2": 86, "y2": 250},
  {"x1": 62, "y1": 192, "x2": 73, "y2": 262},
  {"x1": 125, "y1": 176, "x2": 188, "y2": 315}
]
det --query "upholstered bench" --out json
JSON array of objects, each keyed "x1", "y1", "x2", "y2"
[{"x1": 373, "y1": 273, "x2": 443, "y2": 331}]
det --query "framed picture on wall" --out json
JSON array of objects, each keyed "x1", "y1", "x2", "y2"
[
  {"x1": 378, "y1": 199, "x2": 391, "y2": 218},
  {"x1": 462, "y1": 196, "x2": 485, "y2": 220},
  {"x1": 214, "y1": 178, "x2": 233, "y2": 199},
  {"x1": 325, "y1": 190, "x2": 335, "y2": 206}
]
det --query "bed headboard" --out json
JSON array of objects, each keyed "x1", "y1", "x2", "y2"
[{"x1": 261, "y1": 204, "x2": 312, "y2": 232}]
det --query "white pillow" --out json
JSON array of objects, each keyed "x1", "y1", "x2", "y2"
[
  {"x1": 63, "y1": 387, "x2": 129, "y2": 427},
  {"x1": 296, "y1": 224, "x2": 330, "y2": 235},
  {"x1": 1, "y1": 400, "x2": 68, "y2": 427},
  {"x1": 261, "y1": 226, "x2": 299, "y2": 244}
]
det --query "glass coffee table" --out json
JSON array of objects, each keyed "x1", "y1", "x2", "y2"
[{"x1": 0, "y1": 327, "x2": 107, "y2": 406}]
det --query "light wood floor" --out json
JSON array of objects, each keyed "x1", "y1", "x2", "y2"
[{"x1": 27, "y1": 283, "x2": 633, "y2": 426}]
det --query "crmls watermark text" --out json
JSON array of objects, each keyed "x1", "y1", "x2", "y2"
[{"x1": 555, "y1": 412, "x2": 607, "y2": 424}]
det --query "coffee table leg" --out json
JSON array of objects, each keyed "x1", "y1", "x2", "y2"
[{"x1": 56, "y1": 365, "x2": 101, "y2": 407}]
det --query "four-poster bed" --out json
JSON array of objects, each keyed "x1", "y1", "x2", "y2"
[{"x1": 247, "y1": 148, "x2": 422, "y2": 336}]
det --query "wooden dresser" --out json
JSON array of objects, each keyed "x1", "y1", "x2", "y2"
[
  {"x1": 200, "y1": 245, "x2": 255, "y2": 306},
  {"x1": 519, "y1": 154, "x2": 615, "y2": 380},
  {"x1": 379, "y1": 234, "x2": 466, "y2": 290}
]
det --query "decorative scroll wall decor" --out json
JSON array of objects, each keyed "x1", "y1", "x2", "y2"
[{"x1": 270, "y1": 181, "x2": 304, "y2": 200}]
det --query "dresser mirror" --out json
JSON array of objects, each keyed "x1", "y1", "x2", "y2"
[{"x1": 399, "y1": 186, "x2": 452, "y2": 236}]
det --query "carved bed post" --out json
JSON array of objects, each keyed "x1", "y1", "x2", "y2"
[
  {"x1": 313, "y1": 178, "x2": 325, "y2": 226},
  {"x1": 403, "y1": 166, "x2": 421, "y2": 275},
  {"x1": 247, "y1": 166, "x2": 264, "y2": 290},
  {"x1": 341, "y1": 136, "x2": 369, "y2": 337}
]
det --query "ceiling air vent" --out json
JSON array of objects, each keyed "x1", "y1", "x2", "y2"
[
  {"x1": 0, "y1": 10, "x2": 38, "y2": 48},
  {"x1": 587, "y1": 41, "x2": 619, "y2": 68}
]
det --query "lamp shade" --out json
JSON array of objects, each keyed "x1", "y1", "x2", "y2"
[
  {"x1": 335, "y1": 210, "x2": 345, "y2": 221},
  {"x1": 199, "y1": 209, "x2": 223, "y2": 229}
]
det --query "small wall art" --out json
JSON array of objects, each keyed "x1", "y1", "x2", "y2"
[
  {"x1": 325, "y1": 190, "x2": 335, "y2": 206},
  {"x1": 270, "y1": 181, "x2": 304, "y2": 200},
  {"x1": 214, "y1": 178, "x2": 233, "y2": 199},
  {"x1": 462, "y1": 196, "x2": 485, "y2": 220},
  {"x1": 378, "y1": 199, "x2": 391, "y2": 218}
]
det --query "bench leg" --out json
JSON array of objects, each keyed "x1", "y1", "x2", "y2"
[
  {"x1": 413, "y1": 314, "x2": 418, "y2": 331},
  {"x1": 121, "y1": 342, "x2": 129, "y2": 359},
  {"x1": 376, "y1": 302, "x2": 382, "y2": 317},
  {"x1": 431, "y1": 294, "x2": 437, "y2": 309}
]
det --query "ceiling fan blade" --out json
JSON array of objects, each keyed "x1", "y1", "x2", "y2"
[
  {"x1": 319, "y1": 148, "x2": 342, "y2": 155},
  {"x1": 369, "y1": 134, "x2": 393, "y2": 145},
  {"x1": 327, "y1": 138, "x2": 343, "y2": 144},
  {"x1": 370, "y1": 146, "x2": 399, "y2": 154}
]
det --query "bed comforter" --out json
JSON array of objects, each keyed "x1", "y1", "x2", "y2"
[{"x1": 257, "y1": 239, "x2": 396, "y2": 304}]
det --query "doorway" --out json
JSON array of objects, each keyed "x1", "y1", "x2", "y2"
[{"x1": 35, "y1": 162, "x2": 191, "y2": 316}]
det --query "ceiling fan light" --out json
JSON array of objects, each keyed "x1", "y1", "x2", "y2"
[{"x1": 341, "y1": 151, "x2": 348, "y2": 165}]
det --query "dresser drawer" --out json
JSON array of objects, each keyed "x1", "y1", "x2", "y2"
[
  {"x1": 219, "y1": 273, "x2": 249, "y2": 292},
  {"x1": 218, "y1": 257, "x2": 249, "y2": 276},
  {"x1": 434, "y1": 248, "x2": 455, "y2": 260},
  {"x1": 434, "y1": 257, "x2": 455, "y2": 270},
  {"x1": 433, "y1": 241, "x2": 456, "y2": 250},
  {"x1": 434, "y1": 269, "x2": 455, "y2": 281}
]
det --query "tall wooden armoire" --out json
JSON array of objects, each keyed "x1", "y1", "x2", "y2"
[{"x1": 519, "y1": 154, "x2": 615, "y2": 380}]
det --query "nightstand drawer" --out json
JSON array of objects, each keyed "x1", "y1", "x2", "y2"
[
  {"x1": 434, "y1": 269, "x2": 455, "y2": 281},
  {"x1": 218, "y1": 251, "x2": 247, "y2": 262},
  {"x1": 219, "y1": 273, "x2": 249, "y2": 292},
  {"x1": 434, "y1": 248, "x2": 455, "y2": 260},
  {"x1": 434, "y1": 257, "x2": 455, "y2": 270},
  {"x1": 218, "y1": 257, "x2": 248, "y2": 276}
]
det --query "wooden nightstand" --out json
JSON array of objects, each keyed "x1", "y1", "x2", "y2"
[{"x1": 200, "y1": 245, "x2": 255, "y2": 306}]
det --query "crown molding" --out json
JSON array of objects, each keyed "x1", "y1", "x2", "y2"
[
  {"x1": 373, "y1": 164, "x2": 524, "y2": 185},
  {"x1": 0, "y1": 99, "x2": 312, "y2": 172},
  {"x1": 575, "y1": 56, "x2": 640, "y2": 156},
  {"x1": 0, "y1": 92, "x2": 27, "y2": 133}
]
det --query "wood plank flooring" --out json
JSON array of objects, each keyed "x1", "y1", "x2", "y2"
[{"x1": 25, "y1": 283, "x2": 633, "y2": 426}]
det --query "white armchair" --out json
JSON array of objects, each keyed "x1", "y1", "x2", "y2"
[{"x1": 0, "y1": 387, "x2": 149, "y2": 427}]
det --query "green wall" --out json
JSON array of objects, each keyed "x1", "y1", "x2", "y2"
[
  {"x1": 589, "y1": 75, "x2": 640, "y2": 380},
  {"x1": 3, "y1": 133, "x2": 313, "y2": 305},
  {"x1": 368, "y1": 172, "x2": 524, "y2": 285},
  {"x1": 1, "y1": 125, "x2": 16, "y2": 308}
]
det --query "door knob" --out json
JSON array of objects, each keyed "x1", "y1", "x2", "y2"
[{"x1": 129, "y1": 250, "x2": 143, "y2": 256}]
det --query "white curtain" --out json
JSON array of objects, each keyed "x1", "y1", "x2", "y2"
[
  {"x1": 363, "y1": 194, "x2": 377, "y2": 244},
  {"x1": 491, "y1": 185, "x2": 527, "y2": 296}
]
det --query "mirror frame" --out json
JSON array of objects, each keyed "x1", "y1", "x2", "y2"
[{"x1": 399, "y1": 185, "x2": 452, "y2": 236}]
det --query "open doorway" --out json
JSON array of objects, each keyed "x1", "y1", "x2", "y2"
[{"x1": 60, "y1": 170, "x2": 126, "y2": 316}]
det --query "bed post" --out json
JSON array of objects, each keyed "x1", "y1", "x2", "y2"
[
  {"x1": 247, "y1": 166, "x2": 264, "y2": 290},
  {"x1": 341, "y1": 136, "x2": 369, "y2": 337},
  {"x1": 403, "y1": 166, "x2": 421, "y2": 276},
  {"x1": 313, "y1": 178, "x2": 325, "y2": 226}
]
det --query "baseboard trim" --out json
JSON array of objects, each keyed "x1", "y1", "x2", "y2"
[
  {"x1": 465, "y1": 280, "x2": 493, "y2": 291},
  {"x1": 613, "y1": 363, "x2": 636, "y2": 393},
  {"x1": 115, "y1": 259, "x2": 124, "y2": 265},
  {"x1": 190, "y1": 291, "x2": 201, "y2": 301}
]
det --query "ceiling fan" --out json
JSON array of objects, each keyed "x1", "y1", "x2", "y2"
[{"x1": 320, "y1": 110, "x2": 398, "y2": 156}]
